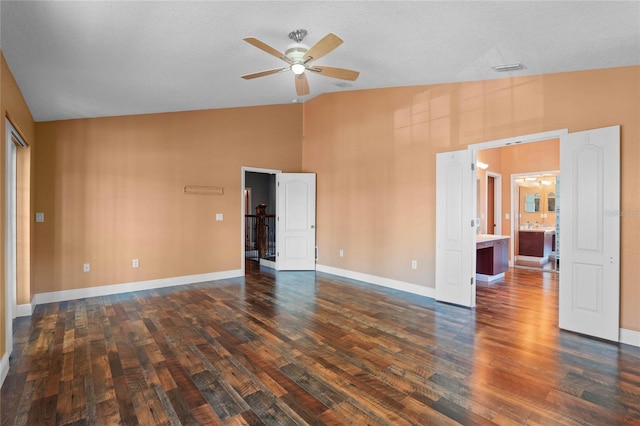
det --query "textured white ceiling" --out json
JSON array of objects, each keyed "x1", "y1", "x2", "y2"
[{"x1": 1, "y1": 1, "x2": 639, "y2": 122}]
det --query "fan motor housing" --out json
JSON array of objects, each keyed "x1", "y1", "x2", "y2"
[{"x1": 285, "y1": 43, "x2": 309, "y2": 62}]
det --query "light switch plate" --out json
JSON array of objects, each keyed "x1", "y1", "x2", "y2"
[
  {"x1": 36, "y1": 212, "x2": 44, "y2": 222},
  {"x1": 216, "y1": 213, "x2": 223, "y2": 221}
]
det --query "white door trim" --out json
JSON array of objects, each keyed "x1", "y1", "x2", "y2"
[
  {"x1": 510, "y1": 169, "x2": 560, "y2": 265},
  {"x1": 469, "y1": 130, "x2": 568, "y2": 267},
  {"x1": 486, "y1": 172, "x2": 502, "y2": 235},
  {"x1": 240, "y1": 167, "x2": 281, "y2": 273},
  {"x1": 469, "y1": 129, "x2": 568, "y2": 151},
  {"x1": 4, "y1": 119, "x2": 27, "y2": 368}
]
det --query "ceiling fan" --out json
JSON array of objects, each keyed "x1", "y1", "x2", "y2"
[{"x1": 242, "y1": 29, "x2": 360, "y2": 96}]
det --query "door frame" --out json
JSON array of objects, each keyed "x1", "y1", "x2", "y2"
[
  {"x1": 240, "y1": 166, "x2": 281, "y2": 273},
  {"x1": 486, "y1": 172, "x2": 502, "y2": 235},
  {"x1": 4, "y1": 119, "x2": 27, "y2": 368},
  {"x1": 510, "y1": 169, "x2": 559, "y2": 267},
  {"x1": 436, "y1": 129, "x2": 567, "y2": 303}
]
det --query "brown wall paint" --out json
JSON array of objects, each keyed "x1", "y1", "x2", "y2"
[
  {"x1": 303, "y1": 66, "x2": 640, "y2": 332},
  {"x1": 33, "y1": 105, "x2": 302, "y2": 294},
  {"x1": 1, "y1": 53, "x2": 36, "y2": 358}
]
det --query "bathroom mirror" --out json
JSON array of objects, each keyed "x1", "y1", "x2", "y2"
[
  {"x1": 547, "y1": 192, "x2": 556, "y2": 212},
  {"x1": 524, "y1": 193, "x2": 541, "y2": 213}
]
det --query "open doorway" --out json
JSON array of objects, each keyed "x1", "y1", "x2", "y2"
[
  {"x1": 512, "y1": 172, "x2": 559, "y2": 272},
  {"x1": 438, "y1": 126, "x2": 621, "y2": 342},
  {"x1": 475, "y1": 137, "x2": 560, "y2": 276},
  {"x1": 241, "y1": 168, "x2": 279, "y2": 271}
]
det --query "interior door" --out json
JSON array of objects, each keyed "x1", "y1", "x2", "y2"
[
  {"x1": 276, "y1": 173, "x2": 316, "y2": 271},
  {"x1": 559, "y1": 125, "x2": 620, "y2": 341},
  {"x1": 435, "y1": 150, "x2": 476, "y2": 307}
]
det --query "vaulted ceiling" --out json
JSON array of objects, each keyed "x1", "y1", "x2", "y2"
[{"x1": 2, "y1": 1, "x2": 639, "y2": 122}]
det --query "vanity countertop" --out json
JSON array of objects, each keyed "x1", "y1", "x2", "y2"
[
  {"x1": 477, "y1": 234, "x2": 510, "y2": 242},
  {"x1": 519, "y1": 228, "x2": 556, "y2": 234}
]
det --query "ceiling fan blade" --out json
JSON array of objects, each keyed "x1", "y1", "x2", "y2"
[
  {"x1": 303, "y1": 33, "x2": 343, "y2": 63},
  {"x1": 295, "y1": 73, "x2": 310, "y2": 96},
  {"x1": 308, "y1": 65, "x2": 359, "y2": 81},
  {"x1": 242, "y1": 67, "x2": 289, "y2": 80},
  {"x1": 244, "y1": 37, "x2": 292, "y2": 64}
]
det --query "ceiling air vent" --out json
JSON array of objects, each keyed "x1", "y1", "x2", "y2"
[{"x1": 492, "y1": 63, "x2": 526, "y2": 72}]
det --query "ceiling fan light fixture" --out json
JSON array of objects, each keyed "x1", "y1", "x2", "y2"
[{"x1": 291, "y1": 63, "x2": 306, "y2": 75}]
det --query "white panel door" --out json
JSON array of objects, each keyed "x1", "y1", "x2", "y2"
[
  {"x1": 559, "y1": 125, "x2": 620, "y2": 341},
  {"x1": 435, "y1": 150, "x2": 476, "y2": 307},
  {"x1": 276, "y1": 173, "x2": 316, "y2": 271}
]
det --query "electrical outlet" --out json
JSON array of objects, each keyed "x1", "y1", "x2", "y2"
[
  {"x1": 133, "y1": 259, "x2": 139, "y2": 268},
  {"x1": 83, "y1": 263, "x2": 90, "y2": 272},
  {"x1": 339, "y1": 249, "x2": 344, "y2": 257},
  {"x1": 411, "y1": 260, "x2": 417, "y2": 269}
]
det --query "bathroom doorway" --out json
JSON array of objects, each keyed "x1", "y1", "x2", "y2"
[
  {"x1": 475, "y1": 137, "x2": 560, "y2": 273},
  {"x1": 513, "y1": 172, "x2": 559, "y2": 272}
]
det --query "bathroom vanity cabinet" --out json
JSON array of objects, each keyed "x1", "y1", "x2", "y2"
[
  {"x1": 519, "y1": 229, "x2": 554, "y2": 258},
  {"x1": 476, "y1": 235, "x2": 510, "y2": 282}
]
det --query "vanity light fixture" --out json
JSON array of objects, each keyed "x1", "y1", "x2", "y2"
[
  {"x1": 477, "y1": 161, "x2": 489, "y2": 170},
  {"x1": 541, "y1": 180, "x2": 552, "y2": 185},
  {"x1": 525, "y1": 177, "x2": 538, "y2": 182}
]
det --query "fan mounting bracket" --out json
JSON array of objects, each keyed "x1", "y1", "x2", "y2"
[{"x1": 288, "y1": 29, "x2": 307, "y2": 43}]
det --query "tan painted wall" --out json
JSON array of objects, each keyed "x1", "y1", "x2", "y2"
[
  {"x1": 33, "y1": 105, "x2": 302, "y2": 294},
  {"x1": 1, "y1": 53, "x2": 36, "y2": 358},
  {"x1": 302, "y1": 66, "x2": 640, "y2": 332}
]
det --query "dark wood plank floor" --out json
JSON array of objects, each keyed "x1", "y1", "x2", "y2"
[{"x1": 2, "y1": 263, "x2": 640, "y2": 425}]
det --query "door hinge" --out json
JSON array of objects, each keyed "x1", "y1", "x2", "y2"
[
  {"x1": 277, "y1": 252, "x2": 279, "y2": 257},
  {"x1": 471, "y1": 219, "x2": 475, "y2": 227},
  {"x1": 470, "y1": 277, "x2": 474, "y2": 285},
  {"x1": 471, "y1": 163, "x2": 475, "y2": 171}
]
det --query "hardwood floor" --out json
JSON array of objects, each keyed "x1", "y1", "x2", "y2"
[{"x1": 2, "y1": 264, "x2": 640, "y2": 425}]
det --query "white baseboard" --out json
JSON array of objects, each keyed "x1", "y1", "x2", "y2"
[
  {"x1": 620, "y1": 328, "x2": 640, "y2": 347},
  {"x1": 31, "y1": 269, "x2": 243, "y2": 306},
  {"x1": 259, "y1": 259, "x2": 276, "y2": 269},
  {"x1": 0, "y1": 351, "x2": 9, "y2": 388},
  {"x1": 476, "y1": 272, "x2": 505, "y2": 283},
  {"x1": 16, "y1": 303, "x2": 33, "y2": 317},
  {"x1": 316, "y1": 264, "x2": 435, "y2": 299},
  {"x1": 516, "y1": 255, "x2": 549, "y2": 266}
]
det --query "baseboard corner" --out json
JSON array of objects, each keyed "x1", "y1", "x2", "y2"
[
  {"x1": 0, "y1": 351, "x2": 9, "y2": 387},
  {"x1": 620, "y1": 328, "x2": 640, "y2": 347},
  {"x1": 16, "y1": 303, "x2": 33, "y2": 317}
]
